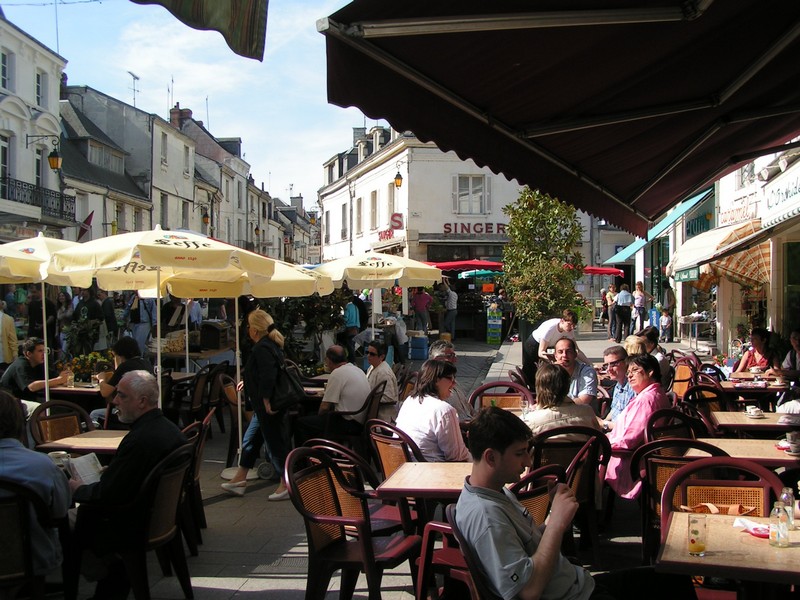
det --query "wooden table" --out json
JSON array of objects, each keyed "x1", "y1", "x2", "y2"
[
  {"x1": 375, "y1": 462, "x2": 471, "y2": 500},
  {"x1": 657, "y1": 512, "x2": 800, "y2": 588},
  {"x1": 710, "y1": 411, "x2": 798, "y2": 434},
  {"x1": 47, "y1": 383, "x2": 104, "y2": 411},
  {"x1": 721, "y1": 381, "x2": 787, "y2": 395},
  {"x1": 37, "y1": 430, "x2": 127, "y2": 455},
  {"x1": 152, "y1": 344, "x2": 234, "y2": 371},
  {"x1": 686, "y1": 438, "x2": 800, "y2": 468}
]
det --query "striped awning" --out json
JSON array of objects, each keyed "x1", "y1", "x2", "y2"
[{"x1": 666, "y1": 220, "x2": 769, "y2": 291}]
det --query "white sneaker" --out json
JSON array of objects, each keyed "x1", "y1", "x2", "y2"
[{"x1": 268, "y1": 488, "x2": 289, "y2": 501}]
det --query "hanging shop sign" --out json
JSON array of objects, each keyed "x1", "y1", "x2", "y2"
[{"x1": 675, "y1": 267, "x2": 699, "y2": 282}]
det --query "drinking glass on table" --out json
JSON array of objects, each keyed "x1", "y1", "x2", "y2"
[
  {"x1": 688, "y1": 514, "x2": 707, "y2": 556},
  {"x1": 65, "y1": 368, "x2": 75, "y2": 388},
  {"x1": 520, "y1": 398, "x2": 530, "y2": 419}
]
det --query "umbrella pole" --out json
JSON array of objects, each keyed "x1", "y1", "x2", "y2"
[
  {"x1": 235, "y1": 301, "x2": 242, "y2": 461},
  {"x1": 184, "y1": 298, "x2": 190, "y2": 373},
  {"x1": 41, "y1": 281, "x2": 50, "y2": 403},
  {"x1": 156, "y1": 269, "x2": 162, "y2": 407}
]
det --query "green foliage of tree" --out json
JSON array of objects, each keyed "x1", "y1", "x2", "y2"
[{"x1": 502, "y1": 187, "x2": 586, "y2": 323}]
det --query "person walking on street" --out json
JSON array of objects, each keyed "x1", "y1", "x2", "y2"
[
  {"x1": 441, "y1": 283, "x2": 458, "y2": 340},
  {"x1": 631, "y1": 281, "x2": 653, "y2": 335},
  {"x1": 614, "y1": 284, "x2": 633, "y2": 344},
  {"x1": 606, "y1": 284, "x2": 617, "y2": 341},
  {"x1": 660, "y1": 280, "x2": 676, "y2": 342},
  {"x1": 411, "y1": 287, "x2": 433, "y2": 334}
]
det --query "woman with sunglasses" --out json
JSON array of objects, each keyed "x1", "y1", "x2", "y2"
[
  {"x1": 603, "y1": 353, "x2": 670, "y2": 499},
  {"x1": 395, "y1": 359, "x2": 470, "y2": 462}
]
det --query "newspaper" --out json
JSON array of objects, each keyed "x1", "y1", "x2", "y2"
[{"x1": 68, "y1": 452, "x2": 104, "y2": 486}]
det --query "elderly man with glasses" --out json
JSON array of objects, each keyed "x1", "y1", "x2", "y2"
[
  {"x1": 599, "y1": 345, "x2": 634, "y2": 433},
  {"x1": 429, "y1": 340, "x2": 475, "y2": 421}
]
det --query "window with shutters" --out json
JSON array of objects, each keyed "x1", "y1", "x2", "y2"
[
  {"x1": 452, "y1": 175, "x2": 491, "y2": 214},
  {"x1": 370, "y1": 191, "x2": 377, "y2": 230},
  {"x1": 386, "y1": 183, "x2": 395, "y2": 224},
  {"x1": 355, "y1": 197, "x2": 363, "y2": 235}
]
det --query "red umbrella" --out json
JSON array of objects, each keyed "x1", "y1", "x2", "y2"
[
  {"x1": 583, "y1": 266, "x2": 624, "y2": 277},
  {"x1": 429, "y1": 259, "x2": 503, "y2": 271}
]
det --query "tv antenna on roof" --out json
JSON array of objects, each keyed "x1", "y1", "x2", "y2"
[{"x1": 127, "y1": 71, "x2": 140, "y2": 107}]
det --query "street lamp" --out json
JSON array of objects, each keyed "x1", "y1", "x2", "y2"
[
  {"x1": 254, "y1": 224, "x2": 261, "y2": 237},
  {"x1": 393, "y1": 158, "x2": 408, "y2": 189},
  {"x1": 26, "y1": 135, "x2": 62, "y2": 171},
  {"x1": 202, "y1": 209, "x2": 210, "y2": 225}
]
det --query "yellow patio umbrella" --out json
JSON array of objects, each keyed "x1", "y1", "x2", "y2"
[
  {"x1": 314, "y1": 251, "x2": 441, "y2": 288},
  {"x1": 52, "y1": 226, "x2": 281, "y2": 406},
  {"x1": 0, "y1": 234, "x2": 93, "y2": 402},
  {"x1": 314, "y1": 251, "x2": 442, "y2": 339}
]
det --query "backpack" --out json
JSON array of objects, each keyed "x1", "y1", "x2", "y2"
[{"x1": 262, "y1": 343, "x2": 306, "y2": 412}]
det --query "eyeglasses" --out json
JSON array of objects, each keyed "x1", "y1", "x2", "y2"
[
  {"x1": 604, "y1": 358, "x2": 625, "y2": 369},
  {"x1": 366, "y1": 351, "x2": 379, "y2": 356},
  {"x1": 627, "y1": 367, "x2": 645, "y2": 377}
]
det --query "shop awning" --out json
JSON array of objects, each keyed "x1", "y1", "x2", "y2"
[
  {"x1": 603, "y1": 189, "x2": 712, "y2": 264},
  {"x1": 665, "y1": 220, "x2": 768, "y2": 291},
  {"x1": 320, "y1": 1, "x2": 800, "y2": 237}
]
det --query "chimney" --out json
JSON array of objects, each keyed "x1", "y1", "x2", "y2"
[
  {"x1": 352, "y1": 127, "x2": 367, "y2": 146},
  {"x1": 169, "y1": 102, "x2": 181, "y2": 127}
]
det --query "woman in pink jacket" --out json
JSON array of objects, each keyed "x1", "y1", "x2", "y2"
[{"x1": 604, "y1": 353, "x2": 670, "y2": 499}]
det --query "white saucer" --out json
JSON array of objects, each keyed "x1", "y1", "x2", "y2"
[
  {"x1": 784, "y1": 449, "x2": 800, "y2": 457},
  {"x1": 745, "y1": 413, "x2": 765, "y2": 419}
]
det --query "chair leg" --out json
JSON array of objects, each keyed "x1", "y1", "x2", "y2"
[
  {"x1": 305, "y1": 559, "x2": 336, "y2": 600},
  {"x1": 166, "y1": 534, "x2": 194, "y2": 599},
  {"x1": 214, "y1": 404, "x2": 226, "y2": 433},
  {"x1": 193, "y1": 482, "x2": 207, "y2": 530},
  {"x1": 155, "y1": 545, "x2": 173, "y2": 575},
  {"x1": 365, "y1": 566, "x2": 385, "y2": 600},
  {"x1": 340, "y1": 568, "x2": 360, "y2": 600},
  {"x1": 180, "y1": 502, "x2": 200, "y2": 557},
  {"x1": 121, "y1": 551, "x2": 150, "y2": 600}
]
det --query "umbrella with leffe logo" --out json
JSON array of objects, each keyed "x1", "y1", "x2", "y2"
[
  {"x1": 0, "y1": 234, "x2": 93, "y2": 402},
  {"x1": 315, "y1": 251, "x2": 442, "y2": 339},
  {"x1": 52, "y1": 226, "x2": 280, "y2": 404}
]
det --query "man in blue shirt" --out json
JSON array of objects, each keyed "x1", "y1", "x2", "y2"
[
  {"x1": 599, "y1": 346, "x2": 634, "y2": 432},
  {"x1": 0, "y1": 391, "x2": 70, "y2": 576}
]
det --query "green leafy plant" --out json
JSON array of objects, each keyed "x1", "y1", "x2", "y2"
[
  {"x1": 502, "y1": 187, "x2": 585, "y2": 324},
  {"x1": 63, "y1": 319, "x2": 102, "y2": 357}
]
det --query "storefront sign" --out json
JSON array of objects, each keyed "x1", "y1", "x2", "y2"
[
  {"x1": 675, "y1": 267, "x2": 699, "y2": 282},
  {"x1": 718, "y1": 192, "x2": 758, "y2": 226},
  {"x1": 390, "y1": 213, "x2": 404, "y2": 230},
  {"x1": 763, "y1": 163, "x2": 800, "y2": 226},
  {"x1": 443, "y1": 222, "x2": 507, "y2": 234},
  {"x1": 378, "y1": 228, "x2": 394, "y2": 241},
  {"x1": 685, "y1": 214, "x2": 711, "y2": 238}
]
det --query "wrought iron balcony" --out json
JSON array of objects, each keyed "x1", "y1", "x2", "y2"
[{"x1": 1, "y1": 176, "x2": 75, "y2": 222}]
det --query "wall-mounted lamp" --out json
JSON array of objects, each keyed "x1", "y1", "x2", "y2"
[
  {"x1": 393, "y1": 158, "x2": 408, "y2": 189},
  {"x1": 202, "y1": 210, "x2": 210, "y2": 225},
  {"x1": 26, "y1": 134, "x2": 62, "y2": 171},
  {"x1": 254, "y1": 224, "x2": 261, "y2": 237}
]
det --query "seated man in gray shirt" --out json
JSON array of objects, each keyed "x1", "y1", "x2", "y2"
[{"x1": 455, "y1": 406, "x2": 697, "y2": 600}]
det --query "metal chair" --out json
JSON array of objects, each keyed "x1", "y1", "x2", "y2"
[
  {"x1": 29, "y1": 400, "x2": 95, "y2": 447},
  {"x1": 67, "y1": 443, "x2": 195, "y2": 600},
  {"x1": 203, "y1": 360, "x2": 230, "y2": 434},
  {"x1": 178, "y1": 408, "x2": 216, "y2": 557},
  {"x1": 629, "y1": 438, "x2": 729, "y2": 564},
  {"x1": 285, "y1": 446, "x2": 422, "y2": 600},
  {"x1": 171, "y1": 363, "x2": 212, "y2": 427},
  {"x1": 468, "y1": 381, "x2": 534, "y2": 412}
]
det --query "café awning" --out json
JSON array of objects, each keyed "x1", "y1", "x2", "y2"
[
  {"x1": 319, "y1": 1, "x2": 800, "y2": 237},
  {"x1": 665, "y1": 220, "x2": 769, "y2": 291}
]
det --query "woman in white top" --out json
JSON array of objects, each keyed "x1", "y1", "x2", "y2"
[
  {"x1": 632, "y1": 281, "x2": 653, "y2": 335},
  {"x1": 395, "y1": 359, "x2": 470, "y2": 462}
]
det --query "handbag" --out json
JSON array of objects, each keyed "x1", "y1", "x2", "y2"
[
  {"x1": 270, "y1": 360, "x2": 307, "y2": 412},
  {"x1": 262, "y1": 343, "x2": 306, "y2": 412}
]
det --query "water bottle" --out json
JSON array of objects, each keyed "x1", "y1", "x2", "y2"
[
  {"x1": 769, "y1": 501, "x2": 790, "y2": 547},
  {"x1": 779, "y1": 487, "x2": 796, "y2": 530}
]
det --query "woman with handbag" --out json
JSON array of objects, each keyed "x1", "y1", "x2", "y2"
[{"x1": 221, "y1": 309, "x2": 290, "y2": 501}]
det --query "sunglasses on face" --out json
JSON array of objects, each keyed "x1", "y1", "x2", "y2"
[
  {"x1": 605, "y1": 358, "x2": 625, "y2": 368},
  {"x1": 366, "y1": 351, "x2": 379, "y2": 357}
]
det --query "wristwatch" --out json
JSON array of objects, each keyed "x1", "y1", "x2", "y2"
[{"x1": 602, "y1": 421, "x2": 610, "y2": 433}]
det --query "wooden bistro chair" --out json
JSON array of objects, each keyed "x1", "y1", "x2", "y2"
[
  {"x1": 305, "y1": 438, "x2": 417, "y2": 537},
  {"x1": 468, "y1": 381, "x2": 534, "y2": 412},
  {"x1": 367, "y1": 419, "x2": 427, "y2": 480},
  {"x1": 669, "y1": 357, "x2": 697, "y2": 402},
  {"x1": 285, "y1": 446, "x2": 422, "y2": 600},
  {"x1": 171, "y1": 363, "x2": 213, "y2": 427},
  {"x1": 0, "y1": 478, "x2": 69, "y2": 600},
  {"x1": 445, "y1": 505, "x2": 503, "y2": 600},
  {"x1": 29, "y1": 400, "x2": 95, "y2": 447},
  {"x1": 66, "y1": 443, "x2": 195, "y2": 600},
  {"x1": 220, "y1": 374, "x2": 252, "y2": 468},
  {"x1": 178, "y1": 407, "x2": 216, "y2": 557},
  {"x1": 629, "y1": 438, "x2": 729, "y2": 564},
  {"x1": 531, "y1": 425, "x2": 611, "y2": 561},
  {"x1": 202, "y1": 360, "x2": 230, "y2": 434},
  {"x1": 324, "y1": 381, "x2": 387, "y2": 458},
  {"x1": 645, "y1": 408, "x2": 708, "y2": 443}
]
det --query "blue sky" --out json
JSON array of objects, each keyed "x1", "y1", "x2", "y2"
[{"x1": 3, "y1": 0, "x2": 382, "y2": 208}]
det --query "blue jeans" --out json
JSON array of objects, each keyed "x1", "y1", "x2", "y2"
[
  {"x1": 443, "y1": 309, "x2": 457, "y2": 338},
  {"x1": 239, "y1": 410, "x2": 287, "y2": 476}
]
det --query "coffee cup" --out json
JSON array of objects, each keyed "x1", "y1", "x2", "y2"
[
  {"x1": 746, "y1": 405, "x2": 762, "y2": 416},
  {"x1": 787, "y1": 431, "x2": 800, "y2": 453}
]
